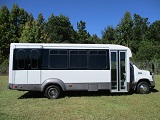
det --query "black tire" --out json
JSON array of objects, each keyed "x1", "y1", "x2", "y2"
[
  {"x1": 45, "y1": 85, "x2": 61, "y2": 99},
  {"x1": 136, "y1": 82, "x2": 150, "y2": 94}
]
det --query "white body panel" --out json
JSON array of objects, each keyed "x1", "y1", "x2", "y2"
[
  {"x1": 28, "y1": 70, "x2": 41, "y2": 84},
  {"x1": 133, "y1": 65, "x2": 154, "y2": 82},
  {"x1": 14, "y1": 70, "x2": 27, "y2": 84},
  {"x1": 41, "y1": 70, "x2": 110, "y2": 83},
  {"x1": 14, "y1": 69, "x2": 41, "y2": 84},
  {"x1": 9, "y1": 44, "x2": 15, "y2": 83}
]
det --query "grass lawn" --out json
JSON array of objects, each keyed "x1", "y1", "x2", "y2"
[{"x1": 0, "y1": 75, "x2": 160, "y2": 120}]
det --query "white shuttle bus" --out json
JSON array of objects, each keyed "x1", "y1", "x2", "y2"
[{"x1": 8, "y1": 43, "x2": 155, "y2": 99}]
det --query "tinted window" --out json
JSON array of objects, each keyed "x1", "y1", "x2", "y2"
[
  {"x1": 42, "y1": 49, "x2": 49, "y2": 69},
  {"x1": 17, "y1": 50, "x2": 25, "y2": 69},
  {"x1": 69, "y1": 50, "x2": 87, "y2": 69},
  {"x1": 49, "y1": 50, "x2": 68, "y2": 69},
  {"x1": 30, "y1": 50, "x2": 39, "y2": 69},
  {"x1": 13, "y1": 49, "x2": 110, "y2": 70},
  {"x1": 89, "y1": 50, "x2": 108, "y2": 69}
]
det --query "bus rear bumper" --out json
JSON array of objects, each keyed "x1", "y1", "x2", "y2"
[
  {"x1": 8, "y1": 83, "x2": 13, "y2": 89},
  {"x1": 8, "y1": 83, "x2": 41, "y2": 91}
]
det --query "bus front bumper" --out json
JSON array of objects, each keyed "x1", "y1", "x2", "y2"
[{"x1": 150, "y1": 81, "x2": 155, "y2": 89}]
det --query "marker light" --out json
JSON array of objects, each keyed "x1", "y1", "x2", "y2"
[{"x1": 13, "y1": 85, "x2": 17, "y2": 89}]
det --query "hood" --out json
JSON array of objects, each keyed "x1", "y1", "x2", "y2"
[{"x1": 133, "y1": 65, "x2": 150, "y2": 75}]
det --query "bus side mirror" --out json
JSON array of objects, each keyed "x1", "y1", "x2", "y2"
[{"x1": 152, "y1": 63, "x2": 154, "y2": 73}]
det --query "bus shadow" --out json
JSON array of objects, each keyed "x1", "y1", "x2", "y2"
[
  {"x1": 18, "y1": 89, "x2": 158, "y2": 99},
  {"x1": 63, "y1": 90, "x2": 134, "y2": 98},
  {"x1": 151, "y1": 88, "x2": 159, "y2": 93},
  {"x1": 18, "y1": 90, "x2": 134, "y2": 99},
  {"x1": 18, "y1": 91, "x2": 45, "y2": 99}
]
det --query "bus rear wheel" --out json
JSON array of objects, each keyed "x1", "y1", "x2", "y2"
[
  {"x1": 45, "y1": 85, "x2": 61, "y2": 99},
  {"x1": 137, "y1": 82, "x2": 150, "y2": 94}
]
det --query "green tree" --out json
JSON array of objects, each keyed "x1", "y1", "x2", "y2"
[
  {"x1": 37, "y1": 13, "x2": 44, "y2": 26},
  {"x1": 87, "y1": 34, "x2": 101, "y2": 44},
  {"x1": 45, "y1": 14, "x2": 76, "y2": 43},
  {"x1": 19, "y1": 8, "x2": 29, "y2": 29},
  {"x1": 135, "y1": 40, "x2": 160, "y2": 61},
  {"x1": 19, "y1": 21, "x2": 34, "y2": 43},
  {"x1": 27, "y1": 13, "x2": 34, "y2": 22},
  {"x1": 0, "y1": 5, "x2": 11, "y2": 63},
  {"x1": 20, "y1": 20, "x2": 45, "y2": 43},
  {"x1": 148, "y1": 20, "x2": 160, "y2": 44},
  {"x1": 36, "y1": 13, "x2": 47, "y2": 42},
  {"x1": 20, "y1": 13, "x2": 48, "y2": 43},
  {"x1": 116, "y1": 11, "x2": 133, "y2": 46},
  {"x1": 9, "y1": 4, "x2": 21, "y2": 43},
  {"x1": 77, "y1": 20, "x2": 90, "y2": 43},
  {"x1": 0, "y1": 50, "x2": 2, "y2": 64},
  {"x1": 9, "y1": 4, "x2": 29, "y2": 43},
  {"x1": 132, "y1": 14, "x2": 149, "y2": 41},
  {"x1": 131, "y1": 14, "x2": 150, "y2": 53},
  {"x1": 101, "y1": 26, "x2": 116, "y2": 44}
]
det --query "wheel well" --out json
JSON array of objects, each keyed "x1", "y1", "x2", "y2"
[
  {"x1": 43, "y1": 83, "x2": 62, "y2": 92},
  {"x1": 137, "y1": 79, "x2": 151, "y2": 86}
]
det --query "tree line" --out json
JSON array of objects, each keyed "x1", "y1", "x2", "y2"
[{"x1": 0, "y1": 4, "x2": 160, "y2": 66}]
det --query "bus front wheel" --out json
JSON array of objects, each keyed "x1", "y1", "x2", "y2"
[
  {"x1": 45, "y1": 85, "x2": 61, "y2": 99},
  {"x1": 136, "y1": 82, "x2": 150, "y2": 94}
]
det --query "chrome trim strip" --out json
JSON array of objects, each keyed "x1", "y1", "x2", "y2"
[
  {"x1": 8, "y1": 82, "x2": 131, "y2": 92},
  {"x1": 65, "y1": 83, "x2": 111, "y2": 91}
]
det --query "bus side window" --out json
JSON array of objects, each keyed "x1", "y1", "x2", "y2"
[
  {"x1": 69, "y1": 50, "x2": 87, "y2": 69},
  {"x1": 42, "y1": 49, "x2": 49, "y2": 69},
  {"x1": 49, "y1": 50, "x2": 68, "y2": 69},
  {"x1": 17, "y1": 49, "x2": 25, "y2": 69},
  {"x1": 89, "y1": 50, "x2": 107, "y2": 69},
  {"x1": 30, "y1": 49, "x2": 39, "y2": 69}
]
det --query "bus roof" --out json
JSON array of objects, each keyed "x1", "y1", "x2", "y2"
[
  {"x1": 10, "y1": 43, "x2": 132, "y2": 57},
  {"x1": 11, "y1": 43, "x2": 129, "y2": 49}
]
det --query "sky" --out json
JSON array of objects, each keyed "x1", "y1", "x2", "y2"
[{"x1": 0, "y1": 0, "x2": 160, "y2": 38}]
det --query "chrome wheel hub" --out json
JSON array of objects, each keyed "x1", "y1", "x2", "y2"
[
  {"x1": 139, "y1": 84, "x2": 148, "y2": 93},
  {"x1": 49, "y1": 88, "x2": 58, "y2": 98}
]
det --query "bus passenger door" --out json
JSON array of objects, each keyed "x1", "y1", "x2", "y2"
[
  {"x1": 27, "y1": 46, "x2": 42, "y2": 84},
  {"x1": 111, "y1": 51, "x2": 127, "y2": 92}
]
